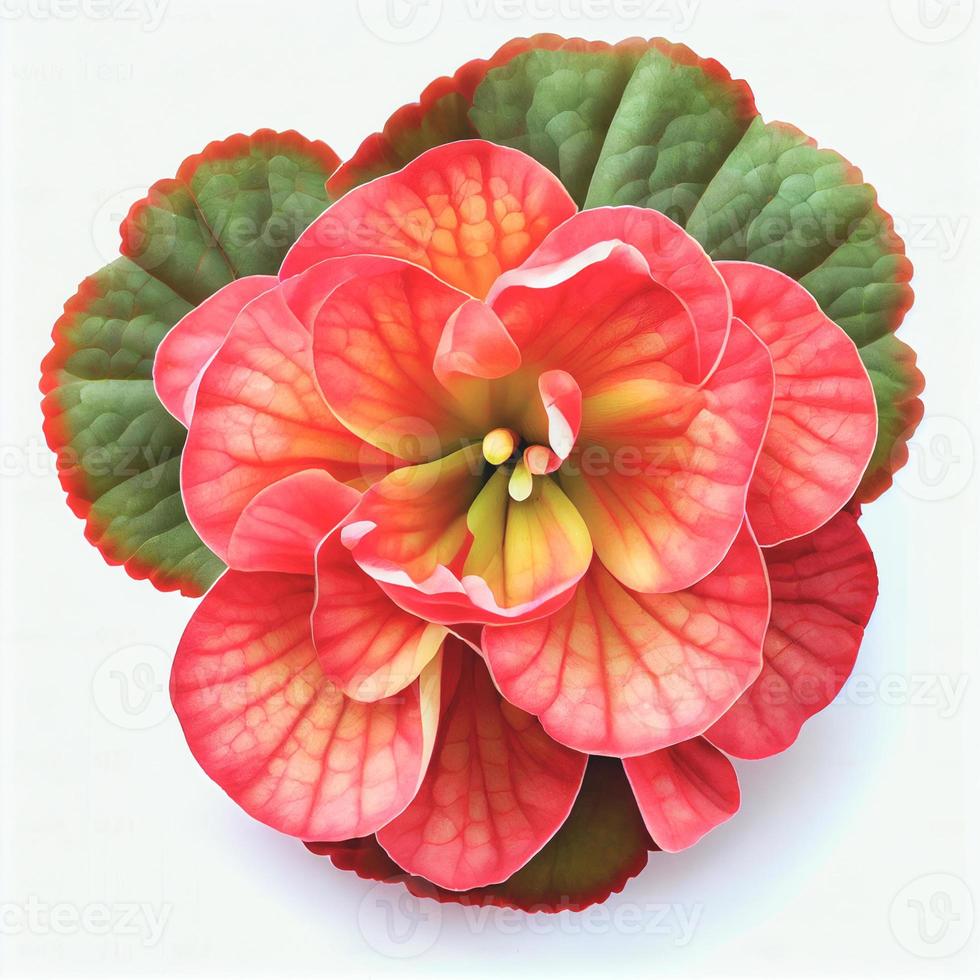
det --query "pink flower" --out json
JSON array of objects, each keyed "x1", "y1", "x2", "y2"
[{"x1": 156, "y1": 140, "x2": 877, "y2": 892}]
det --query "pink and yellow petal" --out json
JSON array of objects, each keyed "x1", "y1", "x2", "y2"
[
  {"x1": 181, "y1": 281, "x2": 393, "y2": 559},
  {"x1": 483, "y1": 522, "x2": 769, "y2": 756},
  {"x1": 376, "y1": 645, "x2": 587, "y2": 891},
  {"x1": 310, "y1": 263, "x2": 482, "y2": 460},
  {"x1": 706, "y1": 511, "x2": 878, "y2": 758},
  {"x1": 283, "y1": 140, "x2": 577, "y2": 298},
  {"x1": 345, "y1": 447, "x2": 591, "y2": 625},
  {"x1": 561, "y1": 318, "x2": 774, "y2": 594},
  {"x1": 624, "y1": 737, "x2": 740, "y2": 852},
  {"x1": 719, "y1": 262, "x2": 877, "y2": 545},
  {"x1": 170, "y1": 571, "x2": 441, "y2": 840},
  {"x1": 313, "y1": 533, "x2": 448, "y2": 701}
]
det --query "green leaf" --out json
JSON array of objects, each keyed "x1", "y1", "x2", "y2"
[
  {"x1": 42, "y1": 131, "x2": 339, "y2": 595},
  {"x1": 585, "y1": 42, "x2": 757, "y2": 223},
  {"x1": 308, "y1": 755, "x2": 656, "y2": 912},
  {"x1": 469, "y1": 42, "x2": 646, "y2": 206}
]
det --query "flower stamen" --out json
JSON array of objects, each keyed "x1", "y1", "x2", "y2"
[{"x1": 483, "y1": 427, "x2": 519, "y2": 466}]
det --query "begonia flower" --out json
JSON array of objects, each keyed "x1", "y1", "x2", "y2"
[{"x1": 155, "y1": 139, "x2": 879, "y2": 893}]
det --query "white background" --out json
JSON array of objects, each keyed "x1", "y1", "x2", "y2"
[{"x1": 1, "y1": 0, "x2": 978, "y2": 976}]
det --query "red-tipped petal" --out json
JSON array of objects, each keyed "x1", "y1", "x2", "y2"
[
  {"x1": 376, "y1": 645, "x2": 587, "y2": 891},
  {"x1": 500, "y1": 206, "x2": 731, "y2": 379},
  {"x1": 282, "y1": 140, "x2": 577, "y2": 298},
  {"x1": 154, "y1": 275, "x2": 277, "y2": 425},
  {"x1": 313, "y1": 532, "x2": 448, "y2": 702},
  {"x1": 483, "y1": 522, "x2": 769, "y2": 757},
  {"x1": 227, "y1": 470, "x2": 359, "y2": 575},
  {"x1": 719, "y1": 262, "x2": 877, "y2": 545},
  {"x1": 706, "y1": 511, "x2": 878, "y2": 758},
  {"x1": 624, "y1": 738, "x2": 740, "y2": 852},
  {"x1": 561, "y1": 317, "x2": 774, "y2": 594},
  {"x1": 170, "y1": 571, "x2": 441, "y2": 840}
]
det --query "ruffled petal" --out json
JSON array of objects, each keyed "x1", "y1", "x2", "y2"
[
  {"x1": 490, "y1": 241, "x2": 700, "y2": 389},
  {"x1": 560, "y1": 317, "x2": 774, "y2": 594},
  {"x1": 154, "y1": 275, "x2": 277, "y2": 425},
  {"x1": 624, "y1": 737, "x2": 740, "y2": 852},
  {"x1": 181, "y1": 275, "x2": 395, "y2": 559},
  {"x1": 226, "y1": 470, "x2": 359, "y2": 575},
  {"x1": 718, "y1": 262, "x2": 877, "y2": 545},
  {"x1": 313, "y1": 531, "x2": 448, "y2": 702},
  {"x1": 281, "y1": 140, "x2": 577, "y2": 298},
  {"x1": 170, "y1": 571, "x2": 441, "y2": 840},
  {"x1": 343, "y1": 446, "x2": 592, "y2": 625},
  {"x1": 376, "y1": 645, "x2": 587, "y2": 891},
  {"x1": 483, "y1": 522, "x2": 769, "y2": 756},
  {"x1": 706, "y1": 511, "x2": 878, "y2": 758},
  {"x1": 492, "y1": 206, "x2": 731, "y2": 378},
  {"x1": 309, "y1": 262, "x2": 483, "y2": 461}
]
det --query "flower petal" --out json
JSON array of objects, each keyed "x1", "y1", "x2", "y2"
[
  {"x1": 154, "y1": 275, "x2": 277, "y2": 425},
  {"x1": 706, "y1": 511, "x2": 878, "y2": 758},
  {"x1": 560, "y1": 317, "x2": 774, "y2": 594},
  {"x1": 310, "y1": 262, "x2": 484, "y2": 461},
  {"x1": 492, "y1": 206, "x2": 731, "y2": 378},
  {"x1": 170, "y1": 571, "x2": 441, "y2": 840},
  {"x1": 433, "y1": 299, "x2": 521, "y2": 388},
  {"x1": 718, "y1": 262, "x2": 877, "y2": 545},
  {"x1": 490, "y1": 240, "x2": 700, "y2": 388},
  {"x1": 281, "y1": 140, "x2": 577, "y2": 298},
  {"x1": 344, "y1": 447, "x2": 592, "y2": 625},
  {"x1": 624, "y1": 737, "x2": 740, "y2": 852},
  {"x1": 539, "y1": 369, "x2": 582, "y2": 460},
  {"x1": 376, "y1": 645, "x2": 587, "y2": 891},
  {"x1": 313, "y1": 531, "x2": 448, "y2": 702},
  {"x1": 181, "y1": 277, "x2": 393, "y2": 559},
  {"x1": 483, "y1": 522, "x2": 769, "y2": 756},
  {"x1": 226, "y1": 469, "x2": 359, "y2": 575}
]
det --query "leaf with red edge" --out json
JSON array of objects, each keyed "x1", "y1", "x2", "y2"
[
  {"x1": 706, "y1": 511, "x2": 879, "y2": 759},
  {"x1": 307, "y1": 755, "x2": 657, "y2": 913},
  {"x1": 42, "y1": 130, "x2": 340, "y2": 595}
]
